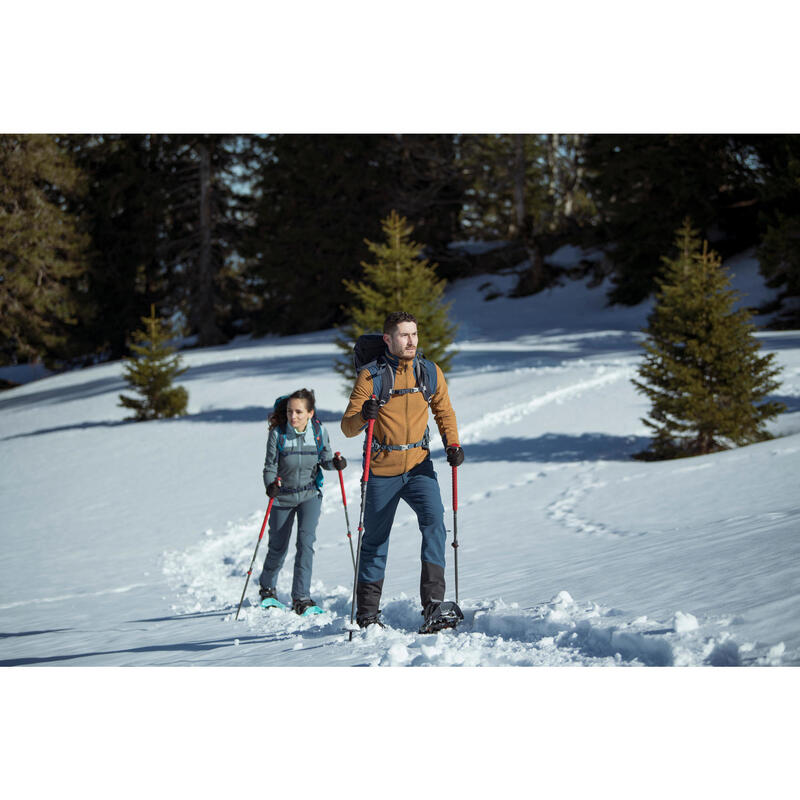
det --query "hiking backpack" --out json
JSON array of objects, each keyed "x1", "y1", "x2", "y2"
[{"x1": 353, "y1": 334, "x2": 438, "y2": 406}]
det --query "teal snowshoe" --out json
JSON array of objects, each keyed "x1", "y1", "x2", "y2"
[
  {"x1": 293, "y1": 598, "x2": 324, "y2": 616},
  {"x1": 259, "y1": 586, "x2": 287, "y2": 611}
]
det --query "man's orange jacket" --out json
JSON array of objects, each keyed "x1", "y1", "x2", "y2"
[{"x1": 341, "y1": 356, "x2": 459, "y2": 477}]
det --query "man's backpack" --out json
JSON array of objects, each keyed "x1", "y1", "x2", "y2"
[
  {"x1": 353, "y1": 333, "x2": 437, "y2": 407},
  {"x1": 272, "y1": 395, "x2": 325, "y2": 489}
]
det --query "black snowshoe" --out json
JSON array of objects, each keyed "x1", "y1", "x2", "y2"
[
  {"x1": 356, "y1": 612, "x2": 385, "y2": 629},
  {"x1": 418, "y1": 600, "x2": 463, "y2": 634}
]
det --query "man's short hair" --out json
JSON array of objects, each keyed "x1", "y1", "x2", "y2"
[{"x1": 383, "y1": 311, "x2": 417, "y2": 335}]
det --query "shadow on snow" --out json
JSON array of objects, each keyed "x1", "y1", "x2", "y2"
[
  {"x1": 465, "y1": 433, "x2": 652, "y2": 463},
  {"x1": 2, "y1": 406, "x2": 343, "y2": 440}
]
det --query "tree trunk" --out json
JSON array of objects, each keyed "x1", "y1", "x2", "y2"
[
  {"x1": 512, "y1": 237, "x2": 546, "y2": 297},
  {"x1": 564, "y1": 133, "x2": 585, "y2": 219},
  {"x1": 511, "y1": 134, "x2": 527, "y2": 239},
  {"x1": 192, "y1": 141, "x2": 224, "y2": 346}
]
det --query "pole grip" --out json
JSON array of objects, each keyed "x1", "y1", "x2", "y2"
[
  {"x1": 362, "y1": 395, "x2": 377, "y2": 483},
  {"x1": 258, "y1": 476, "x2": 281, "y2": 540},
  {"x1": 336, "y1": 452, "x2": 347, "y2": 506}
]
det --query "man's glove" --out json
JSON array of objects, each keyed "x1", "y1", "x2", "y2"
[
  {"x1": 333, "y1": 453, "x2": 347, "y2": 471},
  {"x1": 266, "y1": 479, "x2": 281, "y2": 498},
  {"x1": 446, "y1": 445, "x2": 464, "y2": 467},
  {"x1": 360, "y1": 396, "x2": 379, "y2": 421}
]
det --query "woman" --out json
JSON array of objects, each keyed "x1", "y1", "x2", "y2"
[{"x1": 259, "y1": 388, "x2": 346, "y2": 615}]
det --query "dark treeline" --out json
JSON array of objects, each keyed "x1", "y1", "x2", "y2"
[{"x1": 2, "y1": 133, "x2": 799, "y2": 368}]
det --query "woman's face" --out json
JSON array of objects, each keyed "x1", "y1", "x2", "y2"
[{"x1": 287, "y1": 398, "x2": 313, "y2": 431}]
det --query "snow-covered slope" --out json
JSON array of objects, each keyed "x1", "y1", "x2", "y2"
[{"x1": 2, "y1": 253, "x2": 799, "y2": 668}]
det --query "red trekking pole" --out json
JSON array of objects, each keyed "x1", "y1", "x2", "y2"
[
  {"x1": 234, "y1": 477, "x2": 281, "y2": 620},
  {"x1": 335, "y1": 451, "x2": 357, "y2": 572},
  {"x1": 349, "y1": 397, "x2": 377, "y2": 641},
  {"x1": 452, "y1": 464, "x2": 460, "y2": 605}
]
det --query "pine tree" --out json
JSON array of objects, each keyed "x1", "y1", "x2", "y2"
[
  {"x1": 118, "y1": 305, "x2": 189, "y2": 420},
  {"x1": 0, "y1": 135, "x2": 89, "y2": 366},
  {"x1": 457, "y1": 134, "x2": 595, "y2": 295},
  {"x1": 242, "y1": 134, "x2": 394, "y2": 336},
  {"x1": 334, "y1": 211, "x2": 457, "y2": 382},
  {"x1": 381, "y1": 134, "x2": 466, "y2": 279},
  {"x1": 632, "y1": 219, "x2": 784, "y2": 459},
  {"x1": 64, "y1": 133, "x2": 172, "y2": 360},
  {"x1": 750, "y1": 134, "x2": 800, "y2": 326},
  {"x1": 584, "y1": 135, "x2": 761, "y2": 306},
  {"x1": 67, "y1": 134, "x2": 257, "y2": 358},
  {"x1": 241, "y1": 134, "x2": 470, "y2": 336}
]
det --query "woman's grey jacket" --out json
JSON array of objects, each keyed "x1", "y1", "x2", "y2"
[{"x1": 263, "y1": 421, "x2": 336, "y2": 507}]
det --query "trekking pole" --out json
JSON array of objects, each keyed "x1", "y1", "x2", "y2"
[
  {"x1": 335, "y1": 452, "x2": 357, "y2": 572},
  {"x1": 349, "y1": 397, "x2": 377, "y2": 641},
  {"x1": 234, "y1": 477, "x2": 281, "y2": 621},
  {"x1": 452, "y1": 464, "x2": 460, "y2": 605}
]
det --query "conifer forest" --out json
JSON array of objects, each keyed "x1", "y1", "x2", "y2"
[{"x1": 2, "y1": 134, "x2": 800, "y2": 370}]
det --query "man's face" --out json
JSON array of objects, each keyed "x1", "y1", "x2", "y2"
[{"x1": 383, "y1": 321, "x2": 418, "y2": 360}]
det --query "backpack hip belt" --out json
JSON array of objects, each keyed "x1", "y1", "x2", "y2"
[
  {"x1": 370, "y1": 427, "x2": 431, "y2": 454},
  {"x1": 278, "y1": 479, "x2": 318, "y2": 495}
]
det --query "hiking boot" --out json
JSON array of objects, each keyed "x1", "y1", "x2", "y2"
[
  {"x1": 356, "y1": 612, "x2": 385, "y2": 629},
  {"x1": 259, "y1": 586, "x2": 278, "y2": 602},
  {"x1": 292, "y1": 597, "x2": 317, "y2": 616},
  {"x1": 422, "y1": 600, "x2": 442, "y2": 621}
]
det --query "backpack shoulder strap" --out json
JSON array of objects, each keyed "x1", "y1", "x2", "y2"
[
  {"x1": 311, "y1": 417, "x2": 324, "y2": 457},
  {"x1": 415, "y1": 356, "x2": 438, "y2": 404},
  {"x1": 310, "y1": 417, "x2": 325, "y2": 490},
  {"x1": 275, "y1": 424, "x2": 287, "y2": 453},
  {"x1": 362, "y1": 357, "x2": 393, "y2": 406}
]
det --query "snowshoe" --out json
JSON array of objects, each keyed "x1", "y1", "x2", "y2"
[
  {"x1": 356, "y1": 612, "x2": 385, "y2": 629},
  {"x1": 292, "y1": 598, "x2": 324, "y2": 616},
  {"x1": 418, "y1": 601, "x2": 463, "y2": 634},
  {"x1": 260, "y1": 586, "x2": 287, "y2": 611},
  {"x1": 261, "y1": 597, "x2": 287, "y2": 611}
]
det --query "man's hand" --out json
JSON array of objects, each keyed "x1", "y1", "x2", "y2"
[
  {"x1": 446, "y1": 445, "x2": 464, "y2": 467},
  {"x1": 333, "y1": 453, "x2": 347, "y2": 471},
  {"x1": 361, "y1": 396, "x2": 379, "y2": 421},
  {"x1": 266, "y1": 479, "x2": 281, "y2": 498}
]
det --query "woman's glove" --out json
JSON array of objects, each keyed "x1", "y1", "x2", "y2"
[
  {"x1": 266, "y1": 479, "x2": 281, "y2": 498},
  {"x1": 333, "y1": 453, "x2": 347, "y2": 471}
]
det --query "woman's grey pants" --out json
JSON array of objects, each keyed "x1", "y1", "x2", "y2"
[{"x1": 259, "y1": 494, "x2": 322, "y2": 601}]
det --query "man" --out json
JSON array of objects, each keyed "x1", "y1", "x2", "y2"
[{"x1": 341, "y1": 311, "x2": 465, "y2": 631}]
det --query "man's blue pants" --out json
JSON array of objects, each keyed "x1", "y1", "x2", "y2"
[{"x1": 356, "y1": 457, "x2": 447, "y2": 615}]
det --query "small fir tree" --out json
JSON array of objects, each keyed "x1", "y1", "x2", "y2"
[
  {"x1": 632, "y1": 219, "x2": 784, "y2": 459},
  {"x1": 118, "y1": 305, "x2": 188, "y2": 420},
  {"x1": 334, "y1": 210, "x2": 457, "y2": 382}
]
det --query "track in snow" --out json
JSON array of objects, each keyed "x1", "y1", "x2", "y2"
[{"x1": 163, "y1": 514, "x2": 779, "y2": 667}]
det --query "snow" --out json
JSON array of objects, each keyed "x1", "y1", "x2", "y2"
[
  {"x1": 2, "y1": 250, "x2": 798, "y2": 792},
  {"x1": 2, "y1": 251, "x2": 798, "y2": 669}
]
